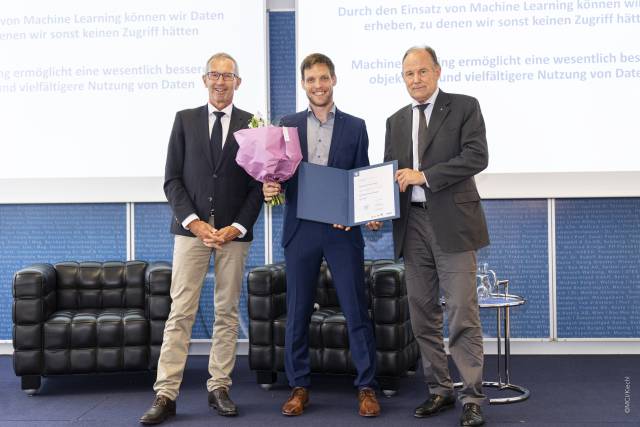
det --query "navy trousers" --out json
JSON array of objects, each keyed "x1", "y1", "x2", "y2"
[{"x1": 283, "y1": 220, "x2": 376, "y2": 388}]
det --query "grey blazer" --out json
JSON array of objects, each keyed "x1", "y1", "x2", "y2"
[{"x1": 384, "y1": 90, "x2": 490, "y2": 258}]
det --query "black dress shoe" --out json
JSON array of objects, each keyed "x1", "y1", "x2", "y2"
[
  {"x1": 414, "y1": 394, "x2": 456, "y2": 418},
  {"x1": 139, "y1": 395, "x2": 176, "y2": 425},
  {"x1": 460, "y1": 403, "x2": 484, "y2": 426},
  {"x1": 208, "y1": 388, "x2": 238, "y2": 416}
]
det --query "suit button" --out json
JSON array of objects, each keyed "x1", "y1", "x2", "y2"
[
  {"x1": 213, "y1": 174, "x2": 218, "y2": 178},
  {"x1": 208, "y1": 197, "x2": 212, "y2": 202}
]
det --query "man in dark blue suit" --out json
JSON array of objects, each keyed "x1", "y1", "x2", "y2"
[{"x1": 263, "y1": 53, "x2": 380, "y2": 418}]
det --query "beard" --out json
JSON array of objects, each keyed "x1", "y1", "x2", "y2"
[{"x1": 306, "y1": 91, "x2": 333, "y2": 108}]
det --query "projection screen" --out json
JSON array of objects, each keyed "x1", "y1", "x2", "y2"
[
  {"x1": 297, "y1": 0, "x2": 640, "y2": 197},
  {"x1": 0, "y1": 0, "x2": 268, "y2": 202}
]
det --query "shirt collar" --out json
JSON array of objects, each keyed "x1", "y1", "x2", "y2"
[
  {"x1": 307, "y1": 103, "x2": 336, "y2": 120},
  {"x1": 411, "y1": 88, "x2": 439, "y2": 109},
  {"x1": 208, "y1": 103, "x2": 233, "y2": 117}
]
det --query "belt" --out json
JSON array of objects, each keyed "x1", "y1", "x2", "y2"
[{"x1": 410, "y1": 201, "x2": 427, "y2": 209}]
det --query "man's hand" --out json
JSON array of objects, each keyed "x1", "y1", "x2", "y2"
[
  {"x1": 263, "y1": 181, "x2": 281, "y2": 202},
  {"x1": 187, "y1": 219, "x2": 223, "y2": 249},
  {"x1": 333, "y1": 224, "x2": 352, "y2": 231},
  {"x1": 366, "y1": 221, "x2": 383, "y2": 231},
  {"x1": 395, "y1": 168, "x2": 426, "y2": 192},
  {"x1": 214, "y1": 225, "x2": 242, "y2": 245}
]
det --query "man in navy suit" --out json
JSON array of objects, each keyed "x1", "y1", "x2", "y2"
[
  {"x1": 263, "y1": 53, "x2": 380, "y2": 417},
  {"x1": 140, "y1": 52, "x2": 262, "y2": 424}
]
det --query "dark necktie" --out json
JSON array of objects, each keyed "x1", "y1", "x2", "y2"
[
  {"x1": 417, "y1": 103, "x2": 429, "y2": 163},
  {"x1": 211, "y1": 111, "x2": 225, "y2": 166}
]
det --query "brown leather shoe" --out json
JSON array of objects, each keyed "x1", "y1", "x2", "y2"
[
  {"x1": 281, "y1": 387, "x2": 309, "y2": 416},
  {"x1": 358, "y1": 387, "x2": 380, "y2": 417}
]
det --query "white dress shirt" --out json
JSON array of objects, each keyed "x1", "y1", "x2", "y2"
[
  {"x1": 181, "y1": 102, "x2": 247, "y2": 238},
  {"x1": 207, "y1": 102, "x2": 233, "y2": 148},
  {"x1": 411, "y1": 87, "x2": 439, "y2": 202}
]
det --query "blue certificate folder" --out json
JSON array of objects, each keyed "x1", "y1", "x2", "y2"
[{"x1": 296, "y1": 160, "x2": 400, "y2": 226}]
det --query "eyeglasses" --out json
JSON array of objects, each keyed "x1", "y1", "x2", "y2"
[{"x1": 205, "y1": 71, "x2": 237, "y2": 81}]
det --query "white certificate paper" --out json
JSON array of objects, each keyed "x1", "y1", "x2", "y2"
[{"x1": 353, "y1": 162, "x2": 397, "y2": 223}]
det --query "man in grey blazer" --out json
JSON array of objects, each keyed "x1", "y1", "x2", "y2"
[
  {"x1": 374, "y1": 46, "x2": 489, "y2": 426},
  {"x1": 140, "y1": 52, "x2": 263, "y2": 424}
]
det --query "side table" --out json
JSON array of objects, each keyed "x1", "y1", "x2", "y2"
[
  {"x1": 444, "y1": 280, "x2": 530, "y2": 404},
  {"x1": 478, "y1": 290, "x2": 530, "y2": 404}
]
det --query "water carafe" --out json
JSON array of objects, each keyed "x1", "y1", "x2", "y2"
[{"x1": 476, "y1": 262, "x2": 497, "y2": 300}]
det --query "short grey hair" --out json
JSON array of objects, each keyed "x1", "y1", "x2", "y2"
[
  {"x1": 204, "y1": 52, "x2": 240, "y2": 77},
  {"x1": 402, "y1": 46, "x2": 440, "y2": 67}
]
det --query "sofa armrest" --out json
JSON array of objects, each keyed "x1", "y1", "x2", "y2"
[
  {"x1": 145, "y1": 261, "x2": 172, "y2": 369},
  {"x1": 247, "y1": 263, "x2": 287, "y2": 321},
  {"x1": 13, "y1": 263, "x2": 57, "y2": 376},
  {"x1": 371, "y1": 263, "x2": 409, "y2": 321},
  {"x1": 371, "y1": 263, "x2": 413, "y2": 340},
  {"x1": 247, "y1": 263, "x2": 286, "y2": 372},
  {"x1": 145, "y1": 261, "x2": 172, "y2": 319}
]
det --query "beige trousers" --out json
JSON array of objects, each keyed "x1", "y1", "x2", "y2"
[{"x1": 154, "y1": 227, "x2": 250, "y2": 400}]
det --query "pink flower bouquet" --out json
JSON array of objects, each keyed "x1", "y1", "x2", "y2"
[{"x1": 234, "y1": 122, "x2": 302, "y2": 206}]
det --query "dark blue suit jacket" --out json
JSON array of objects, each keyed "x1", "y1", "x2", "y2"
[
  {"x1": 163, "y1": 105, "x2": 263, "y2": 240},
  {"x1": 279, "y1": 108, "x2": 370, "y2": 248}
]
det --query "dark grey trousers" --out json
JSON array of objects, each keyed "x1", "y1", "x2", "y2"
[{"x1": 403, "y1": 206, "x2": 486, "y2": 405}]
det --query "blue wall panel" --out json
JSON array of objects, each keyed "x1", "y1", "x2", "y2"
[
  {"x1": 268, "y1": 11, "x2": 295, "y2": 265},
  {"x1": 269, "y1": 11, "x2": 296, "y2": 124},
  {"x1": 134, "y1": 202, "x2": 266, "y2": 340},
  {"x1": 556, "y1": 198, "x2": 640, "y2": 338},
  {"x1": 477, "y1": 199, "x2": 549, "y2": 338},
  {"x1": 134, "y1": 203, "x2": 174, "y2": 262},
  {"x1": 272, "y1": 206, "x2": 286, "y2": 263},
  {"x1": 0, "y1": 204, "x2": 126, "y2": 339}
]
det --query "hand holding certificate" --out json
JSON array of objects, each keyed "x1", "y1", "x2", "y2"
[
  {"x1": 297, "y1": 161, "x2": 400, "y2": 226},
  {"x1": 352, "y1": 163, "x2": 398, "y2": 224}
]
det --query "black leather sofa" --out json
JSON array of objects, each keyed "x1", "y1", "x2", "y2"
[
  {"x1": 247, "y1": 260, "x2": 419, "y2": 395},
  {"x1": 12, "y1": 260, "x2": 171, "y2": 394}
]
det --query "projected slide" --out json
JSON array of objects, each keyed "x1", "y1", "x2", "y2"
[
  {"x1": 0, "y1": 0, "x2": 266, "y2": 200},
  {"x1": 298, "y1": 0, "x2": 640, "y2": 196}
]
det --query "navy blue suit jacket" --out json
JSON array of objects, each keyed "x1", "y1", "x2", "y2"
[{"x1": 279, "y1": 108, "x2": 370, "y2": 248}]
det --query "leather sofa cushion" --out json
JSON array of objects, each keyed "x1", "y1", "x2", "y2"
[
  {"x1": 44, "y1": 308, "x2": 147, "y2": 349},
  {"x1": 55, "y1": 261, "x2": 146, "y2": 310},
  {"x1": 42, "y1": 308, "x2": 148, "y2": 374}
]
